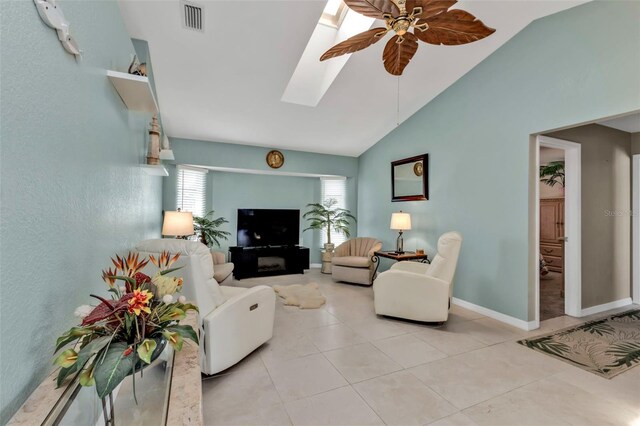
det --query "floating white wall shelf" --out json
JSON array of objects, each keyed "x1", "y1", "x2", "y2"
[
  {"x1": 141, "y1": 164, "x2": 168, "y2": 177},
  {"x1": 107, "y1": 70, "x2": 158, "y2": 113}
]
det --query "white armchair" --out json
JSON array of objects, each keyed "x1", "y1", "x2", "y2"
[
  {"x1": 373, "y1": 232, "x2": 462, "y2": 322},
  {"x1": 135, "y1": 239, "x2": 275, "y2": 375}
]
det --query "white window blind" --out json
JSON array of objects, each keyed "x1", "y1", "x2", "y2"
[
  {"x1": 320, "y1": 178, "x2": 348, "y2": 246},
  {"x1": 176, "y1": 166, "x2": 207, "y2": 217}
]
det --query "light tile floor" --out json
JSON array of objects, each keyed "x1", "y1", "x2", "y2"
[{"x1": 202, "y1": 269, "x2": 640, "y2": 426}]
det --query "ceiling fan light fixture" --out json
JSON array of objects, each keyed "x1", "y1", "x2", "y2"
[{"x1": 320, "y1": 0, "x2": 496, "y2": 75}]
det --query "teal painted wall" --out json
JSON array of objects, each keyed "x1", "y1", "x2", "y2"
[
  {"x1": 163, "y1": 138, "x2": 359, "y2": 263},
  {"x1": 357, "y1": 1, "x2": 640, "y2": 321},
  {"x1": 0, "y1": 1, "x2": 162, "y2": 422}
]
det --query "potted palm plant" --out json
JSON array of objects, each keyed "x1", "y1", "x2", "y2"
[
  {"x1": 193, "y1": 210, "x2": 231, "y2": 247},
  {"x1": 540, "y1": 161, "x2": 565, "y2": 188},
  {"x1": 303, "y1": 198, "x2": 356, "y2": 252}
]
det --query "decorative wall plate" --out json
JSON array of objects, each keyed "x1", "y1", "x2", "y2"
[{"x1": 266, "y1": 150, "x2": 284, "y2": 169}]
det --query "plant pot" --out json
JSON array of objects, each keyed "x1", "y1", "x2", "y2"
[{"x1": 324, "y1": 243, "x2": 335, "y2": 253}]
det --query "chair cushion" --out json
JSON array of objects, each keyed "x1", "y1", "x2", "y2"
[
  {"x1": 332, "y1": 256, "x2": 370, "y2": 268},
  {"x1": 213, "y1": 262, "x2": 234, "y2": 283}
]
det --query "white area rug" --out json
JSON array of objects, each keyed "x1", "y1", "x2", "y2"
[{"x1": 273, "y1": 282, "x2": 326, "y2": 309}]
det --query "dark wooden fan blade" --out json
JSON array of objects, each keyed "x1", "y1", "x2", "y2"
[
  {"x1": 320, "y1": 27, "x2": 389, "y2": 61},
  {"x1": 406, "y1": 0, "x2": 456, "y2": 19},
  {"x1": 383, "y1": 33, "x2": 419, "y2": 76},
  {"x1": 343, "y1": 0, "x2": 399, "y2": 19},
  {"x1": 414, "y1": 9, "x2": 495, "y2": 45}
]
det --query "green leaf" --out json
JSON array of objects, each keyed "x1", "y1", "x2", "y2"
[
  {"x1": 137, "y1": 339, "x2": 157, "y2": 364},
  {"x1": 159, "y1": 266, "x2": 183, "y2": 276},
  {"x1": 55, "y1": 327, "x2": 93, "y2": 353},
  {"x1": 56, "y1": 364, "x2": 78, "y2": 387},
  {"x1": 110, "y1": 275, "x2": 137, "y2": 288},
  {"x1": 167, "y1": 324, "x2": 199, "y2": 345},
  {"x1": 75, "y1": 336, "x2": 111, "y2": 369},
  {"x1": 178, "y1": 302, "x2": 199, "y2": 313},
  {"x1": 54, "y1": 349, "x2": 78, "y2": 368},
  {"x1": 93, "y1": 342, "x2": 135, "y2": 398}
]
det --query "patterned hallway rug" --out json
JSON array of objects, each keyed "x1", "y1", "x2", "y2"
[
  {"x1": 273, "y1": 283, "x2": 326, "y2": 309},
  {"x1": 518, "y1": 309, "x2": 640, "y2": 378}
]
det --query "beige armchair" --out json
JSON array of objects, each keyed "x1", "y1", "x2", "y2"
[
  {"x1": 212, "y1": 250, "x2": 234, "y2": 285},
  {"x1": 331, "y1": 237, "x2": 382, "y2": 285},
  {"x1": 373, "y1": 232, "x2": 463, "y2": 322}
]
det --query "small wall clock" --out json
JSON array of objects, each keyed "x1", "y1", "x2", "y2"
[
  {"x1": 413, "y1": 161, "x2": 423, "y2": 177},
  {"x1": 266, "y1": 150, "x2": 284, "y2": 169}
]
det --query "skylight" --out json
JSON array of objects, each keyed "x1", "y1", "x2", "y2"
[{"x1": 319, "y1": 0, "x2": 347, "y2": 28}]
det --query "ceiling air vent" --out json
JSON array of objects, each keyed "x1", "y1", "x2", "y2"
[{"x1": 181, "y1": 1, "x2": 204, "y2": 32}]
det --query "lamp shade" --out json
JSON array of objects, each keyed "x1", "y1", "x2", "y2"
[
  {"x1": 390, "y1": 212, "x2": 411, "y2": 230},
  {"x1": 162, "y1": 211, "x2": 194, "y2": 236}
]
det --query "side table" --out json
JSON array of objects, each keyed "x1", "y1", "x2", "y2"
[
  {"x1": 321, "y1": 250, "x2": 333, "y2": 274},
  {"x1": 371, "y1": 251, "x2": 430, "y2": 284}
]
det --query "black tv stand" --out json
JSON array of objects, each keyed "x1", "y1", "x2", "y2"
[{"x1": 229, "y1": 246, "x2": 310, "y2": 280}]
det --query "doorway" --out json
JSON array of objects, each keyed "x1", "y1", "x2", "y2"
[
  {"x1": 535, "y1": 136, "x2": 582, "y2": 324},
  {"x1": 539, "y1": 146, "x2": 566, "y2": 320}
]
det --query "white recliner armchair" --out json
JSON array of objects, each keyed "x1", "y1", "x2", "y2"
[
  {"x1": 136, "y1": 239, "x2": 275, "y2": 375},
  {"x1": 373, "y1": 232, "x2": 462, "y2": 322}
]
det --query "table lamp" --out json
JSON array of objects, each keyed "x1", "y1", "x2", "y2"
[
  {"x1": 162, "y1": 210, "x2": 194, "y2": 238},
  {"x1": 390, "y1": 211, "x2": 411, "y2": 254}
]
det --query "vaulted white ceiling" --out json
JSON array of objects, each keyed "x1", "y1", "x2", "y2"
[{"x1": 118, "y1": 1, "x2": 586, "y2": 156}]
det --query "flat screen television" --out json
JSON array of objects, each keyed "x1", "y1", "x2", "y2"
[{"x1": 237, "y1": 209, "x2": 300, "y2": 248}]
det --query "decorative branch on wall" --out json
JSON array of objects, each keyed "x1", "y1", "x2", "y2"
[{"x1": 33, "y1": 0, "x2": 81, "y2": 58}]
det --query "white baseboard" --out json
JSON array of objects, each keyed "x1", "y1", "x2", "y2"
[
  {"x1": 580, "y1": 298, "x2": 633, "y2": 317},
  {"x1": 451, "y1": 297, "x2": 538, "y2": 331},
  {"x1": 309, "y1": 263, "x2": 322, "y2": 268}
]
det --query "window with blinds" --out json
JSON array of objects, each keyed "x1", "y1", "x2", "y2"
[
  {"x1": 320, "y1": 178, "x2": 348, "y2": 246},
  {"x1": 176, "y1": 166, "x2": 207, "y2": 217}
]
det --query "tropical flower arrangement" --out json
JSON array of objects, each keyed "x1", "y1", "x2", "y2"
[{"x1": 53, "y1": 251, "x2": 199, "y2": 399}]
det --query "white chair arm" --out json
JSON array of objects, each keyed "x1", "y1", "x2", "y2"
[
  {"x1": 390, "y1": 261, "x2": 430, "y2": 274},
  {"x1": 200, "y1": 285, "x2": 275, "y2": 374},
  {"x1": 373, "y1": 271, "x2": 450, "y2": 322}
]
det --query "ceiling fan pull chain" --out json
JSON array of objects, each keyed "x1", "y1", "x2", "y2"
[{"x1": 397, "y1": 76, "x2": 400, "y2": 127}]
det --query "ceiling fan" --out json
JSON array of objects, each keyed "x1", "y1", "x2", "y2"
[{"x1": 320, "y1": 0, "x2": 496, "y2": 76}]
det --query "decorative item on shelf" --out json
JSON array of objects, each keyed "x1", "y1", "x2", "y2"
[
  {"x1": 416, "y1": 248, "x2": 424, "y2": 255},
  {"x1": 33, "y1": 0, "x2": 81, "y2": 58},
  {"x1": 266, "y1": 150, "x2": 284, "y2": 169},
  {"x1": 159, "y1": 135, "x2": 175, "y2": 161},
  {"x1": 303, "y1": 198, "x2": 356, "y2": 253},
  {"x1": 52, "y1": 251, "x2": 199, "y2": 424},
  {"x1": 146, "y1": 115, "x2": 161, "y2": 165},
  {"x1": 128, "y1": 55, "x2": 147, "y2": 77},
  {"x1": 390, "y1": 211, "x2": 411, "y2": 254},
  {"x1": 193, "y1": 210, "x2": 231, "y2": 247},
  {"x1": 319, "y1": 0, "x2": 495, "y2": 75},
  {"x1": 162, "y1": 209, "x2": 194, "y2": 238}
]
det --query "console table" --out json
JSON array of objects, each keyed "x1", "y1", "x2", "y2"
[
  {"x1": 9, "y1": 312, "x2": 202, "y2": 426},
  {"x1": 371, "y1": 251, "x2": 430, "y2": 282},
  {"x1": 229, "y1": 246, "x2": 310, "y2": 279}
]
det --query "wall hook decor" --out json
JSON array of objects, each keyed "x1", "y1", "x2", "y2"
[{"x1": 33, "y1": 0, "x2": 81, "y2": 58}]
